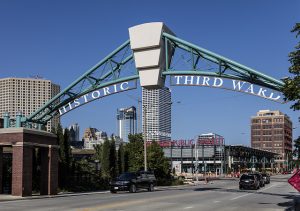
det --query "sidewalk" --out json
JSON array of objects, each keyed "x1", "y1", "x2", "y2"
[{"x1": 0, "y1": 190, "x2": 110, "y2": 202}]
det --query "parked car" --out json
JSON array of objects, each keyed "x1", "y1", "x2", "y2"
[
  {"x1": 261, "y1": 173, "x2": 270, "y2": 184},
  {"x1": 109, "y1": 171, "x2": 156, "y2": 193},
  {"x1": 239, "y1": 174, "x2": 260, "y2": 190},
  {"x1": 249, "y1": 173, "x2": 265, "y2": 187}
]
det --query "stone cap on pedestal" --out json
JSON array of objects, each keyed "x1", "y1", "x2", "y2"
[{"x1": 0, "y1": 128, "x2": 57, "y2": 146}]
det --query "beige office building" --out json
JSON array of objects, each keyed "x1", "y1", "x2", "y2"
[
  {"x1": 251, "y1": 110, "x2": 293, "y2": 171},
  {"x1": 0, "y1": 77, "x2": 60, "y2": 132}
]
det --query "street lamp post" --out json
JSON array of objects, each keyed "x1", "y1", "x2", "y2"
[
  {"x1": 251, "y1": 156, "x2": 257, "y2": 172},
  {"x1": 195, "y1": 136, "x2": 199, "y2": 182},
  {"x1": 143, "y1": 104, "x2": 148, "y2": 171}
]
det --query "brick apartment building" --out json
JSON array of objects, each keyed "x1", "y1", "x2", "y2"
[{"x1": 251, "y1": 110, "x2": 293, "y2": 171}]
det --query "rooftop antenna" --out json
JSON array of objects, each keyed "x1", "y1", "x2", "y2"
[{"x1": 29, "y1": 75, "x2": 44, "y2": 79}]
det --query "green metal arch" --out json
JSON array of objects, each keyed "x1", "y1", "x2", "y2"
[
  {"x1": 42, "y1": 77, "x2": 139, "y2": 123},
  {"x1": 23, "y1": 40, "x2": 138, "y2": 125},
  {"x1": 162, "y1": 33, "x2": 284, "y2": 91},
  {"x1": 21, "y1": 32, "x2": 285, "y2": 127}
]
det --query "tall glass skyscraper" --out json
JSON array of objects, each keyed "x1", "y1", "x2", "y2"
[
  {"x1": 117, "y1": 106, "x2": 137, "y2": 142},
  {"x1": 68, "y1": 123, "x2": 80, "y2": 142},
  {"x1": 142, "y1": 87, "x2": 171, "y2": 141}
]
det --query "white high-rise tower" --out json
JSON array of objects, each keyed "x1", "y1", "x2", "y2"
[{"x1": 142, "y1": 87, "x2": 171, "y2": 141}]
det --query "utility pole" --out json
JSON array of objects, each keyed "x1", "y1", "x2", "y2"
[
  {"x1": 202, "y1": 142, "x2": 206, "y2": 183},
  {"x1": 195, "y1": 136, "x2": 199, "y2": 182},
  {"x1": 287, "y1": 152, "x2": 289, "y2": 171},
  {"x1": 251, "y1": 156, "x2": 256, "y2": 172},
  {"x1": 220, "y1": 137, "x2": 223, "y2": 177},
  {"x1": 143, "y1": 105, "x2": 147, "y2": 171}
]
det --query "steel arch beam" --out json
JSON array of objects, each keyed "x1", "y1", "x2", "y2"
[
  {"x1": 24, "y1": 40, "x2": 138, "y2": 125},
  {"x1": 162, "y1": 33, "x2": 284, "y2": 92}
]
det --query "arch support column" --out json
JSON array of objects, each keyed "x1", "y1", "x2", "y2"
[
  {"x1": 0, "y1": 128, "x2": 58, "y2": 197},
  {"x1": 12, "y1": 143, "x2": 33, "y2": 196}
]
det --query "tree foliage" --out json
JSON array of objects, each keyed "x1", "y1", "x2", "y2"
[
  {"x1": 93, "y1": 144, "x2": 102, "y2": 162},
  {"x1": 56, "y1": 124, "x2": 65, "y2": 162},
  {"x1": 147, "y1": 141, "x2": 170, "y2": 179},
  {"x1": 63, "y1": 128, "x2": 72, "y2": 166},
  {"x1": 294, "y1": 137, "x2": 300, "y2": 159},
  {"x1": 54, "y1": 124, "x2": 72, "y2": 189},
  {"x1": 125, "y1": 134, "x2": 171, "y2": 181},
  {"x1": 125, "y1": 134, "x2": 144, "y2": 172},
  {"x1": 101, "y1": 138, "x2": 111, "y2": 179},
  {"x1": 109, "y1": 136, "x2": 118, "y2": 179},
  {"x1": 118, "y1": 142, "x2": 125, "y2": 174},
  {"x1": 282, "y1": 23, "x2": 300, "y2": 111}
]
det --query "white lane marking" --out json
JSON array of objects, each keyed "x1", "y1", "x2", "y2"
[
  {"x1": 230, "y1": 192, "x2": 253, "y2": 200},
  {"x1": 214, "y1": 201, "x2": 221, "y2": 203},
  {"x1": 230, "y1": 184, "x2": 277, "y2": 200},
  {"x1": 183, "y1": 207, "x2": 193, "y2": 209},
  {"x1": 257, "y1": 184, "x2": 276, "y2": 192}
]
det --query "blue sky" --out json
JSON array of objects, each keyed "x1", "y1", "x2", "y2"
[{"x1": 0, "y1": 0, "x2": 299, "y2": 145}]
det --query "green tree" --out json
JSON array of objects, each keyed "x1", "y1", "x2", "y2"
[
  {"x1": 118, "y1": 142, "x2": 125, "y2": 174},
  {"x1": 125, "y1": 134, "x2": 144, "y2": 172},
  {"x1": 109, "y1": 136, "x2": 118, "y2": 178},
  {"x1": 101, "y1": 138, "x2": 111, "y2": 179},
  {"x1": 55, "y1": 124, "x2": 72, "y2": 189},
  {"x1": 93, "y1": 144, "x2": 102, "y2": 162},
  {"x1": 282, "y1": 23, "x2": 300, "y2": 110},
  {"x1": 56, "y1": 124, "x2": 65, "y2": 162},
  {"x1": 55, "y1": 123, "x2": 66, "y2": 188},
  {"x1": 63, "y1": 128, "x2": 72, "y2": 167},
  {"x1": 293, "y1": 137, "x2": 300, "y2": 159},
  {"x1": 147, "y1": 141, "x2": 170, "y2": 180}
]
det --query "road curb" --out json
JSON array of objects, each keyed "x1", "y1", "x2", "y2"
[
  {"x1": 0, "y1": 183, "x2": 213, "y2": 202},
  {"x1": 0, "y1": 190, "x2": 110, "y2": 202}
]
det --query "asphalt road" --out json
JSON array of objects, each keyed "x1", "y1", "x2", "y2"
[{"x1": 0, "y1": 174, "x2": 298, "y2": 211}]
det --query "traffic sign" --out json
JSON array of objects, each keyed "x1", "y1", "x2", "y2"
[{"x1": 288, "y1": 169, "x2": 300, "y2": 192}]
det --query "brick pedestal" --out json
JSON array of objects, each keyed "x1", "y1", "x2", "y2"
[
  {"x1": 0, "y1": 128, "x2": 58, "y2": 197},
  {"x1": 40, "y1": 146, "x2": 58, "y2": 195},
  {"x1": 12, "y1": 144, "x2": 33, "y2": 196},
  {"x1": 0, "y1": 147, "x2": 2, "y2": 194}
]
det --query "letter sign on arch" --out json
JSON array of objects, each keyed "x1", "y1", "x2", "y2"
[
  {"x1": 170, "y1": 75, "x2": 283, "y2": 103},
  {"x1": 58, "y1": 80, "x2": 137, "y2": 116}
]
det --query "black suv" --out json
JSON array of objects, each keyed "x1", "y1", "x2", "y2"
[
  {"x1": 239, "y1": 174, "x2": 260, "y2": 190},
  {"x1": 109, "y1": 171, "x2": 157, "y2": 193},
  {"x1": 249, "y1": 173, "x2": 265, "y2": 187}
]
